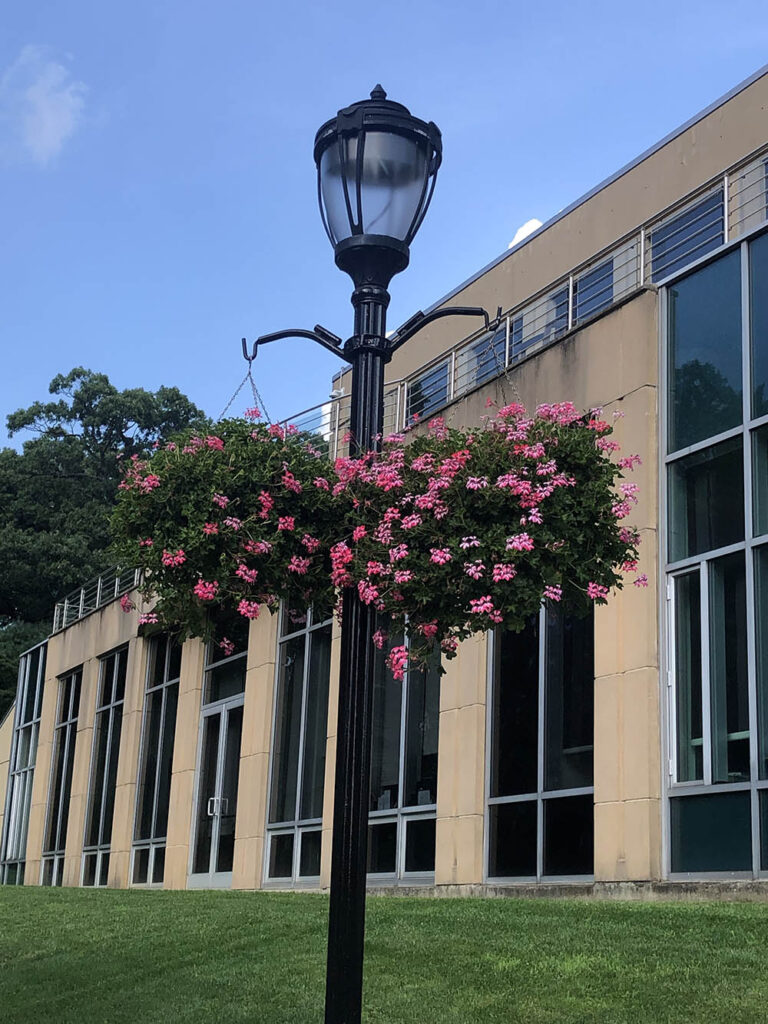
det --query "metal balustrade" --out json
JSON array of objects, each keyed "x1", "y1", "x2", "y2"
[
  {"x1": 52, "y1": 568, "x2": 141, "y2": 633},
  {"x1": 48, "y1": 145, "x2": 768, "y2": 634}
]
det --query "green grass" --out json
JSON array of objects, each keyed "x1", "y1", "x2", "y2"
[{"x1": 2, "y1": 888, "x2": 768, "y2": 1023}]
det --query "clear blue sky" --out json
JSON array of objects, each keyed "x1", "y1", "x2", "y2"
[{"x1": 2, "y1": 0, "x2": 767, "y2": 444}]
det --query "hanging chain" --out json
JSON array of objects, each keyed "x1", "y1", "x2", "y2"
[{"x1": 217, "y1": 365, "x2": 272, "y2": 424}]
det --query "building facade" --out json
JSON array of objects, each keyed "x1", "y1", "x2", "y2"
[{"x1": 3, "y1": 66, "x2": 768, "y2": 893}]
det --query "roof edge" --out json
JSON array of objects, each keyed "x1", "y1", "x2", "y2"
[{"x1": 419, "y1": 62, "x2": 768, "y2": 317}]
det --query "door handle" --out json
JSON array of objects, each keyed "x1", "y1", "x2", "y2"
[
  {"x1": 207, "y1": 796, "x2": 217, "y2": 817},
  {"x1": 220, "y1": 797, "x2": 229, "y2": 816}
]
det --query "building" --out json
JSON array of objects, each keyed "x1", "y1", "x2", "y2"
[{"x1": 3, "y1": 65, "x2": 768, "y2": 893}]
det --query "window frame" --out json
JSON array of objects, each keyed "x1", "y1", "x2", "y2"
[{"x1": 41, "y1": 667, "x2": 82, "y2": 887}]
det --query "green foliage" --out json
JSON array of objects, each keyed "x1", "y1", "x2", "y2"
[
  {"x1": 2, "y1": 888, "x2": 768, "y2": 1023},
  {"x1": 110, "y1": 404, "x2": 643, "y2": 669},
  {"x1": 0, "y1": 368, "x2": 206, "y2": 711}
]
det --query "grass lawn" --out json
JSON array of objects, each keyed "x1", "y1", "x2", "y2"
[{"x1": 2, "y1": 888, "x2": 768, "y2": 1023}]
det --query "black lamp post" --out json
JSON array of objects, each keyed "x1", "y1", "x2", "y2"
[{"x1": 244, "y1": 86, "x2": 494, "y2": 1024}]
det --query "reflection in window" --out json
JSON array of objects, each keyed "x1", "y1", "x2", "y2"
[
  {"x1": 674, "y1": 572, "x2": 703, "y2": 782},
  {"x1": 755, "y1": 548, "x2": 768, "y2": 781},
  {"x1": 709, "y1": 554, "x2": 749, "y2": 783},
  {"x1": 488, "y1": 607, "x2": 594, "y2": 881},
  {"x1": 42, "y1": 669, "x2": 81, "y2": 886},
  {"x1": 668, "y1": 437, "x2": 744, "y2": 562},
  {"x1": 751, "y1": 233, "x2": 768, "y2": 418},
  {"x1": 406, "y1": 361, "x2": 449, "y2": 424},
  {"x1": 266, "y1": 604, "x2": 332, "y2": 883},
  {"x1": 132, "y1": 636, "x2": 181, "y2": 886},
  {"x1": 667, "y1": 249, "x2": 742, "y2": 452},
  {"x1": 652, "y1": 189, "x2": 724, "y2": 283},
  {"x1": 573, "y1": 257, "x2": 613, "y2": 323},
  {"x1": 368, "y1": 632, "x2": 440, "y2": 880},
  {"x1": 1, "y1": 643, "x2": 46, "y2": 886},
  {"x1": 671, "y1": 792, "x2": 751, "y2": 872},
  {"x1": 83, "y1": 648, "x2": 127, "y2": 887}
]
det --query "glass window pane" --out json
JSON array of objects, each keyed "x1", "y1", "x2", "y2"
[
  {"x1": 755, "y1": 547, "x2": 768, "y2": 780},
  {"x1": 543, "y1": 795, "x2": 593, "y2": 876},
  {"x1": 192, "y1": 713, "x2": 220, "y2": 874},
  {"x1": 114, "y1": 650, "x2": 127, "y2": 703},
  {"x1": 205, "y1": 657, "x2": 246, "y2": 704},
  {"x1": 544, "y1": 608, "x2": 594, "y2": 791},
  {"x1": 668, "y1": 437, "x2": 744, "y2": 561},
  {"x1": 752, "y1": 425, "x2": 768, "y2": 537},
  {"x1": 299, "y1": 626, "x2": 332, "y2": 821},
  {"x1": 268, "y1": 834, "x2": 294, "y2": 878},
  {"x1": 83, "y1": 852, "x2": 97, "y2": 886},
  {"x1": 407, "y1": 362, "x2": 449, "y2": 424},
  {"x1": 370, "y1": 640, "x2": 403, "y2": 812},
  {"x1": 101, "y1": 705, "x2": 123, "y2": 845},
  {"x1": 154, "y1": 684, "x2": 178, "y2": 839},
  {"x1": 667, "y1": 248, "x2": 742, "y2": 452},
  {"x1": 488, "y1": 800, "x2": 537, "y2": 878},
  {"x1": 709, "y1": 554, "x2": 749, "y2": 783},
  {"x1": 135, "y1": 689, "x2": 162, "y2": 841},
  {"x1": 367, "y1": 822, "x2": 397, "y2": 874},
  {"x1": 403, "y1": 657, "x2": 440, "y2": 808},
  {"x1": 574, "y1": 257, "x2": 613, "y2": 323},
  {"x1": 149, "y1": 637, "x2": 168, "y2": 688},
  {"x1": 133, "y1": 847, "x2": 149, "y2": 884},
  {"x1": 760, "y1": 790, "x2": 768, "y2": 870},
  {"x1": 652, "y1": 190, "x2": 724, "y2": 283},
  {"x1": 404, "y1": 817, "x2": 435, "y2": 873},
  {"x1": 98, "y1": 853, "x2": 110, "y2": 887},
  {"x1": 299, "y1": 830, "x2": 322, "y2": 878},
  {"x1": 670, "y1": 792, "x2": 751, "y2": 871},
  {"x1": 87, "y1": 712, "x2": 109, "y2": 847},
  {"x1": 269, "y1": 636, "x2": 305, "y2": 824},
  {"x1": 215, "y1": 705, "x2": 243, "y2": 874},
  {"x1": 750, "y1": 232, "x2": 768, "y2": 418},
  {"x1": 152, "y1": 845, "x2": 165, "y2": 884},
  {"x1": 45, "y1": 728, "x2": 66, "y2": 853},
  {"x1": 491, "y1": 618, "x2": 539, "y2": 797},
  {"x1": 675, "y1": 572, "x2": 703, "y2": 782}
]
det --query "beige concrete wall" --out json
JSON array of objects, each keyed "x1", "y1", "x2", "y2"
[
  {"x1": 164, "y1": 637, "x2": 205, "y2": 889},
  {"x1": 232, "y1": 611, "x2": 279, "y2": 890},
  {"x1": 435, "y1": 632, "x2": 488, "y2": 886},
  {"x1": 0, "y1": 704, "x2": 15, "y2": 850},
  {"x1": 385, "y1": 72, "x2": 768, "y2": 382},
  {"x1": 24, "y1": 600, "x2": 143, "y2": 886},
  {"x1": 432, "y1": 288, "x2": 660, "y2": 882}
]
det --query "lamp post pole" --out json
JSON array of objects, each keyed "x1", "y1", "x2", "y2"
[{"x1": 324, "y1": 281, "x2": 390, "y2": 1024}]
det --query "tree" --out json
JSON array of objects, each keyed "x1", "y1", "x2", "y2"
[{"x1": 0, "y1": 368, "x2": 206, "y2": 718}]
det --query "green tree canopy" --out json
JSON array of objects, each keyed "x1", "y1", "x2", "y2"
[{"x1": 0, "y1": 368, "x2": 206, "y2": 717}]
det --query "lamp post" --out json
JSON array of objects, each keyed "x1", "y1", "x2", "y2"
[
  {"x1": 244, "y1": 86, "x2": 493, "y2": 1024},
  {"x1": 314, "y1": 86, "x2": 441, "y2": 1024}
]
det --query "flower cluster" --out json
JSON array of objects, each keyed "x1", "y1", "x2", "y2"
[{"x1": 111, "y1": 405, "x2": 642, "y2": 664}]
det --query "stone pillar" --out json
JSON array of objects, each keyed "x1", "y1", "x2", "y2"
[
  {"x1": 232, "y1": 611, "x2": 279, "y2": 890},
  {"x1": 164, "y1": 638, "x2": 205, "y2": 889},
  {"x1": 593, "y1": 386, "x2": 661, "y2": 882},
  {"x1": 434, "y1": 631, "x2": 488, "y2": 887},
  {"x1": 319, "y1": 616, "x2": 343, "y2": 889}
]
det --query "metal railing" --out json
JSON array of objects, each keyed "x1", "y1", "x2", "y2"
[
  {"x1": 52, "y1": 567, "x2": 141, "y2": 633},
  {"x1": 281, "y1": 142, "x2": 768, "y2": 447}
]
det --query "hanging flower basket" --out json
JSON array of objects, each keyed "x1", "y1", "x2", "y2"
[{"x1": 110, "y1": 403, "x2": 643, "y2": 674}]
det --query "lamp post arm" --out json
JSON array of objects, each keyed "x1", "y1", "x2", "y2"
[
  {"x1": 387, "y1": 304, "x2": 502, "y2": 355},
  {"x1": 242, "y1": 325, "x2": 345, "y2": 362}
]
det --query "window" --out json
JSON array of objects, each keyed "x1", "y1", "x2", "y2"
[
  {"x1": 665, "y1": 232, "x2": 768, "y2": 876},
  {"x1": 190, "y1": 613, "x2": 248, "y2": 887},
  {"x1": 487, "y1": 607, "x2": 594, "y2": 881},
  {"x1": 1, "y1": 643, "x2": 46, "y2": 885},
  {"x1": 368, "y1": 632, "x2": 440, "y2": 881},
  {"x1": 406, "y1": 360, "x2": 450, "y2": 425},
  {"x1": 651, "y1": 189, "x2": 724, "y2": 283},
  {"x1": 83, "y1": 648, "x2": 127, "y2": 887},
  {"x1": 514, "y1": 286, "x2": 568, "y2": 357},
  {"x1": 573, "y1": 256, "x2": 614, "y2": 324},
  {"x1": 667, "y1": 249, "x2": 742, "y2": 452},
  {"x1": 455, "y1": 324, "x2": 507, "y2": 396},
  {"x1": 132, "y1": 636, "x2": 181, "y2": 886},
  {"x1": 41, "y1": 669, "x2": 81, "y2": 886},
  {"x1": 265, "y1": 604, "x2": 333, "y2": 884}
]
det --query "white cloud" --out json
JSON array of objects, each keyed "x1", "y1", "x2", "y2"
[
  {"x1": 508, "y1": 218, "x2": 543, "y2": 249},
  {"x1": 0, "y1": 45, "x2": 86, "y2": 165}
]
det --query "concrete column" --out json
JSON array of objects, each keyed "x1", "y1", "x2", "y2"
[
  {"x1": 232, "y1": 610, "x2": 279, "y2": 890},
  {"x1": 593, "y1": 386, "x2": 661, "y2": 882},
  {"x1": 164, "y1": 638, "x2": 205, "y2": 889},
  {"x1": 319, "y1": 616, "x2": 343, "y2": 889},
  {"x1": 434, "y1": 631, "x2": 488, "y2": 886}
]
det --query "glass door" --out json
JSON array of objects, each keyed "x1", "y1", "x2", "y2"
[{"x1": 189, "y1": 700, "x2": 243, "y2": 888}]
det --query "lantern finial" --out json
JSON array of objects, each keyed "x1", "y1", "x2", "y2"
[{"x1": 370, "y1": 84, "x2": 387, "y2": 101}]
